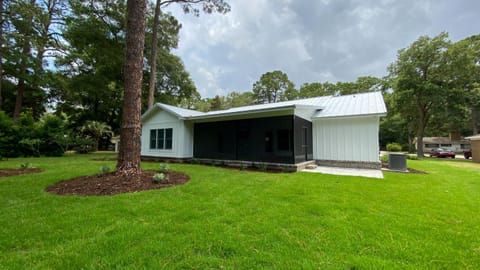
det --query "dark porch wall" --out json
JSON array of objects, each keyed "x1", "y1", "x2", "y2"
[
  {"x1": 193, "y1": 115, "x2": 297, "y2": 164},
  {"x1": 293, "y1": 116, "x2": 313, "y2": 163}
]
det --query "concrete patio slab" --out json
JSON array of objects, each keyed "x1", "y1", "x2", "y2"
[{"x1": 302, "y1": 166, "x2": 384, "y2": 179}]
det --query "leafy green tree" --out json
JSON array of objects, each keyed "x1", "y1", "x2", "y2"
[
  {"x1": 444, "y1": 35, "x2": 480, "y2": 134},
  {"x1": 252, "y1": 70, "x2": 295, "y2": 103},
  {"x1": 298, "y1": 82, "x2": 336, "y2": 98},
  {"x1": 389, "y1": 32, "x2": 451, "y2": 157},
  {"x1": 80, "y1": 121, "x2": 113, "y2": 151},
  {"x1": 209, "y1": 95, "x2": 226, "y2": 111},
  {"x1": 3, "y1": 0, "x2": 67, "y2": 119},
  {"x1": 225, "y1": 91, "x2": 254, "y2": 108}
]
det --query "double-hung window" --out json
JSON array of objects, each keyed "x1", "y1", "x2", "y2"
[{"x1": 150, "y1": 128, "x2": 173, "y2": 150}]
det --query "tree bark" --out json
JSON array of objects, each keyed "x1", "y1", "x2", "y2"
[
  {"x1": 13, "y1": 44, "x2": 30, "y2": 119},
  {"x1": 147, "y1": 0, "x2": 161, "y2": 109},
  {"x1": 416, "y1": 108, "x2": 428, "y2": 157},
  {"x1": 13, "y1": 0, "x2": 35, "y2": 119},
  {"x1": 116, "y1": 0, "x2": 147, "y2": 177}
]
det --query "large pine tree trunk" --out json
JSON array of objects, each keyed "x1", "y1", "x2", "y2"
[
  {"x1": 416, "y1": 109, "x2": 428, "y2": 157},
  {"x1": 147, "y1": 0, "x2": 161, "y2": 109},
  {"x1": 116, "y1": 0, "x2": 147, "y2": 177},
  {"x1": 14, "y1": 40, "x2": 32, "y2": 119},
  {"x1": 13, "y1": 0, "x2": 35, "y2": 119}
]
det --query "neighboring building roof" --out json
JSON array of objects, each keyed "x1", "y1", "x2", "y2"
[
  {"x1": 466, "y1": 134, "x2": 480, "y2": 140},
  {"x1": 415, "y1": 137, "x2": 471, "y2": 144},
  {"x1": 141, "y1": 91, "x2": 387, "y2": 122}
]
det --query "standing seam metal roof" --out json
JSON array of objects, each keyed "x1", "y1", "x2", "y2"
[{"x1": 142, "y1": 91, "x2": 387, "y2": 121}]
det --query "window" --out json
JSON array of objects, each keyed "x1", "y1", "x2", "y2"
[
  {"x1": 277, "y1": 129, "x2": 292, "y2": 151},
  {"x1": 461, "y1": 144, "x2": 470, "y2": 149},
  {"x1": 150, "y1": 128, "x2": 173, "y2": 150},
  {"x1": 425, "y1": 144, "x2": 439, "y2": 148},
  {"x1": 440, "y1": 144, "x2": 452, "y2": 147}
]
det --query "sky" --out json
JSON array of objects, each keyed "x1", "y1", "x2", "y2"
[{"x1": 164, "y1": 0, "x2": 480, "y2": 98}]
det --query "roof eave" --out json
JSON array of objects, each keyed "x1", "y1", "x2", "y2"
[
  {"x1": 312, "y1": 112, "x2": 387, "y2": 120},
  {"x1": 187, "y1": 105, "x2": 298, "y2": 120}
]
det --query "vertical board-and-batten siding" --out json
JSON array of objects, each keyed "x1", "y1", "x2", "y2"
[
  {"x1": 141, "y1": 110, "x2": 193, "y2": 158},
  {"x1": 313, "y1": 116, "x2": 380, "y2": 162}
]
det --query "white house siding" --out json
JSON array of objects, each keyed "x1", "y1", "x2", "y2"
[
  {"x1": 313, "y1": 116, "x2": 380, "y2": 165},
  {"x1": 141, "y1": 110, "x2": 193, "y2": 158}
]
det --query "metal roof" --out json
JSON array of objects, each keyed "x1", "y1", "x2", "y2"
[
  {"x1": 466, "y1": 134, "x2": 480, "y2": 140},
  {"x1": 142, "y1": 91, "x2": 387, "y2": 121},
  {"x1": 312, "y1": 92, "x2": 387, "y2": 119},
  {"x1": 419, "y1": 137, "x2": 471, "y2": 144}
]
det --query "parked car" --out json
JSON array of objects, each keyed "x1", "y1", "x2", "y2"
[
  {"x1": 464, "y1": 149, "x2": 472, "y2": 159},
  {"x1": 429, "y1": 148, "x2": 455, "y2": 158}
]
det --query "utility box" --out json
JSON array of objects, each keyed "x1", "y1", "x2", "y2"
[{"x1": 389, "y1": 153, "x2": 407, "y2": 171}]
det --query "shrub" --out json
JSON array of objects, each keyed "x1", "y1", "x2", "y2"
[
  {"x1": 380, "y1": 154, "x2": 389, "y2": 163},
  {"x1": 407, "y1": 154, "x2": 419, "y2": 160},
  {"x1": 100, "y1": 165, "x2": 110, "y2": 174},
  {"x1": 159, "y1": 163, "x2": 170, "y2": 173},
  {"x1": 72, "y1": 137, "x2": 96, "y2": 154},
  {"x1": 152, "y1": 173, "x2": 168, "y2": 183},
  {"x1": 19, "y1": 162, "x2": 32, "y2": 169},
  {"x1": 0, "y1": 111, "x2": 21, "y2": 158},
  {"x1": 386, "y1": 143, "x2": 402, "y2": 152},
  {"x1": 259, "y1": 163, "x2": 268, "y2": 172},
  {"x1": 239, "y1": 163, "x2": 246, "y2": 171},
  {"x1": 19, "y1": 138, "x2": 43, "y2": 157}
]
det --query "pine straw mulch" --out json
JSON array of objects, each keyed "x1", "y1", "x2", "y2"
[
  {"x1": 0, "y1": 168, "x2": 43, "y2": 178},
  {"x1": 45, "y1": 170, "x2": 190, "y2": 196}
]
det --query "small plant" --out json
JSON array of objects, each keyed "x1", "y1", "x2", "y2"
[
  {"x1": 152, "y1": 173, "x2": 168, "y2": 183},
  {"x1": 240, "y1": 163, "x2": 246, "y2": 171},
  {"x1": 159, "y1": 163, "x2": 170, "y2": 172},
  {"x1": 191, "y1": 158, "x2": 198, "y2": 164},
  {"x1": 210, "y1": 160, "x2": 216, "y2": 166},
  {"x1": 407, "y1": 154, "x2": 419, "y2": 160},
  {"x1": 19, "y1": 162, "x2": 32, "y2": 169},
  {"x1": 386, "y1": 143, "x2": 402, "y2": 152},
  {"x1": 100, "y1": 165, "x2": 110, "y2": 174},
  {"x1": 259, "y1": 163, "x2": 268, "y2": 172},
  {"x1": 281, "y1": 166, "x2": 289, "y2": 173},
  {"x1": 380, "y1": 154, "x2": 389, "y2": 163}
]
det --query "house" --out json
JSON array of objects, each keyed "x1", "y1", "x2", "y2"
[
  {"x1": 140, "y1": 92, "x2": 387, "y2": 170},
  {"x1": 416, "y1": 136, "x2": 471, "y2": 153},
  {"x1": 466, "y1": 134, "x2": 480, "y2": 163}
]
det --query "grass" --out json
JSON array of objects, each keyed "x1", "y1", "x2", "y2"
[{"x1": 1, "y1": 153, "x2": 480, "y2": 269}]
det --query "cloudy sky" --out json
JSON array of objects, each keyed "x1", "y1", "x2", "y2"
[{"x1": 165, "y1": 0, "x2": 479, "y2": 98}]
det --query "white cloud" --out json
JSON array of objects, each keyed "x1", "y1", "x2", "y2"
[{"x1": 165, "y1": 0, "x2": 480, "y2": 98}]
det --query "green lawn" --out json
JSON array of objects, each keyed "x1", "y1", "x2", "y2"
[{"x1": 1, "y1": 153, "x2": 480, "y2": 269}]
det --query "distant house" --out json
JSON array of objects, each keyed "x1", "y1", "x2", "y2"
[
  {"x1": 416, "y1": 136, "x2": 471, "y2": 153},
  {"x1": 140, "y1": 92, "x2": 387, "y2": 170}
]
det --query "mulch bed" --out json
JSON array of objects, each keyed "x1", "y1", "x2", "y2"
[
  {"x1": 45, "y1": 170, "x2": 190, "y2": 196},
  {"x1": 0, "y1": 168, "x2": 42, "y2": 178}
]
